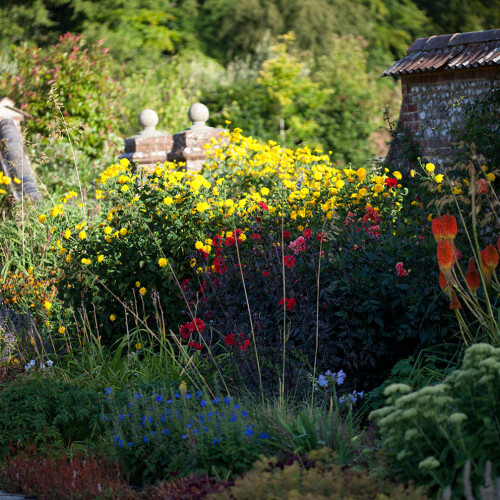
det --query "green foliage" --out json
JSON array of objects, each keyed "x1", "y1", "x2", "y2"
[
  {"x1": 370, "y1": 343, "x2": 500, "y2": 496},
  {"x1": 203, "y1": 34, "x2": 382, "y2": 165},
  {"x1": 210, "y1": 447, "x2": 429, "y2": 500},
  {"x1": 0, "y1": 33, "x2": 124, "y2": 192},
  {"x1": 0, "y1": 377, "x2": 104, "y2": 458},
  {"x1": 104, "y1": 388, "x2": 272, "y2": 484}
]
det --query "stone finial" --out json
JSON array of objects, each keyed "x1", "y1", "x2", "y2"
[
  {"x1": 138, "y1": 109, "x2": 161, "y2": 136},
  {"x1": 121, "y1": 108, "x2": 172, "y2": 169},
  {"x1": 188, "y1": 103, "x2": 209, "y2": 128},
  {"x1": 168, "y1": 103, "x2": 226, "y2": 172}
]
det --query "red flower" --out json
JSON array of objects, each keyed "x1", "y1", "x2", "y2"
[
  {"x1": 317, "y1": 232, "x2": 325, "y2": 242},
  {"x1": 213, "y1": 256, "x2": 227, "y2": 274},
  {"x1": 262, "y1": 270, "x2": 270, "y2": 277},
  {"x1": 188, "y1": 342, "x2": 203, "y2": 350},
  {"x1": 449, "y1": 290, "x2": 461, "y2": 310},
  {"x1": 384, "y1": 177, "x2": 398, "y2": 187},
  {"x1": 431, "y1": 218, "x2": 444, "y2": 241},
  {"x1": 279, "y1": 297, "x2": 296, "y2": 311},
  {"x1": 225, "y1": 236, "x2": 235, "y2": 247},
  {"x1": 303, "y1": 228, "x2": 312, "y2": 239},
  {"x1": 240, "y1": 339, "x2": 250, "y2": 351},
  {"x1": 483, "y1": 244, "x2": 499, "y2": 271},
  {"x1": 258, "y1": 201, "x2": 269, "y2": 211},
  {"x1": 212, "y1": 235, "x2": 223, "y2": 247},
  {"x1": 179, "y1": 318, "x2": 205, "y2": 339},
  {"x1": 284, "y1": 255, "x2": 296, "y2": 269},
  {"x1": 251, "y1": 233, "x2": 261, "y2": 240},
  {"x1": 465, "y1": 259, "x2": 480, "y2": 294},
  {"x1": 224, "y1": 333, "x2": 237, "y2": 346},
  {"x1": 283, "y1": 230, "x2": 291, "y2": 240},
  {"x1": 180, "y1": 323, "x2": 191, "y2": 339},
  {"x1": 480, "y1": 250, "x2": 493, "y2": 285},
  {"x1": 362, "y1": 207, "x2": 380, "y2": 225}
]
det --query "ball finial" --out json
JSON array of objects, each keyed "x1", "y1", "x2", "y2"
[
  {"x1": 138, "y1": 109, "x2": 159, "y2": 130},
  {"x1": 188, "y1": 103, "x2": 209, "y2": 126}
]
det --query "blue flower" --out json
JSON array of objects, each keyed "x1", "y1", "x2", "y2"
[
  {"x1": 185, "y1": 393, "x2": 192, "y2": 399},
  {"x1": 213, "y1": 438, "x2": 220, "y2": 445},
  {"x1": 155, "y1": 394, "x2": 163, "y2": 403},
  {"x1": 127, "y1": 442, "x2": 133, "y2": 447},
  {"x1": 212, "y1": 397, "x2": 220, "y2": 404},
  {"x1": 196, "y1": 391, "x2": 202, "y2": 398},
  {"x1": 244, "y1": 426, "x2": 254, "y2": 437},
  {"x1": 224, "y1": 397, "x2": 231, "y2": 405},
  {"x1": 200, "y1": 399, "x2": 207, "y2": 407},
  {"x1": 317, "y1": 374, "x2": 328, "y2": 388},
  {"x1": 162, "y1": 429, "x2": 169, "y2": 435},
  {"x1": 241, "y1": 411, "x2": 248, "y2": 418},
  {"x1": 167, "y1": 399, "x2": 173, "y2": 404},
  {"x1": 259, "y1": 432, "x2": 270, "y2": 440},
  {"x1": 174, "y1": 393, "x2": 180, "y2": 398},
  {"x1": 144, "y1": 436, "x2": 148, "y2": 444},
  {"x1": 186, "y1": 424, "x2": 192, "y2": 429},
  {"x1": 231, "y1": 413, "x2": 237, "y2": 422},
  {"x1": 135, "y1": 393, "x2": 142, "y2": 399},
  {"x1": 181, "y1": 434, "x2": 187, "y2": 439},
  {"x1": 104, "y1": 387, "x2": 112, "y2": 395}
]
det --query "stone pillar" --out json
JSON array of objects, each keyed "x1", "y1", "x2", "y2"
[
  {"x1": 167, "y1": 103, "x2": 226, "y2": 172},
  {"x1": 120, "y1": 109, "x2": 172, "y2": 169}
]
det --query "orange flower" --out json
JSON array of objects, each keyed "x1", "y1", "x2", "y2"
[
  {"x1": 465, "y1": 259, "x2": 480, "y2": 294},
  {"x1": 431, "y1": 218, "x2": 444, "y2": 241},
  {"x1": 437, "y1": 240, "x2": 454, "y2": 274},
  {"x1": 480, "y1": 250, "x2": 493, "y2": 286},
  {"x1": 483, "y1": 244, "x2": 499, "y2": 272},
  {"x1": 449, "y1": 290, "x2": 461, "y2": 310},
  {"x1": 440, "y1": 214, "x2": 457, "y2": 242}
]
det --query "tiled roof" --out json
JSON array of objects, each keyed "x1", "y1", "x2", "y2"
[{"x1": 382, "y1": 29, "x2": 500, "y2": 77}]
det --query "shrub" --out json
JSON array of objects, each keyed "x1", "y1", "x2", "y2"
[
  {"x1": 0, "y1": 377, "x2": 105, "y2": 458},
  {"x1": 0, "y1": 446, "x2": 140, "y2": 500},
  {"x1": 103, "y1": 387, "x2": 273, "y2": 485},
  {"x1": 370, "y1": 343, "x2": 500, "y2": 496},
  {"x1": 0, "y1": 33, "x2": 124, "y2": 192},
  {"x1": 210, "y1": 447, "x2": 429, "y2": 500}
]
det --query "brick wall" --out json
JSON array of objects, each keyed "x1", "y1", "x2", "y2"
[{"x1": 388, "y1": 66, "x2": 500, "y2": 170}]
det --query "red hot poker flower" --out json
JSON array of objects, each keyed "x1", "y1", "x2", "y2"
[
  {"x1": 483, "y1": 244, "x2": 499, "y2": 272},
  {"x1": 449, "y1": 290, "x2": 461, "y2": 310},
  {"x1": 439, "y1": 272, "x2": 451, "y2": 297},
  {"x1": 480, "y1": 250, "x2": 493, "y2": 285},
  {"x1": 431, "y1": 217, "x2": 444, "y2": 242},
  {"x1": 437, "y1": 240, "x2": 454, "y2": 281},
  {"x1": 465, "y1": 259, "x2": 480, "y2": 294},
  {"x1": 440, "y1": 214, "x2": 457, "y2": 242}
]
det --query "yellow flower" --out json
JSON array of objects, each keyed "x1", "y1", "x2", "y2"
[
  {"x1": 64, "y1": 229, "x2": 71, "y2": 239},
  {"x1": 58, "y1": 326, "x2": 65, "y2": 334},
  {"x1": 104, "y1": 226, "x2": 112, "y2": 235},
  {"x1": 65, "y1": 254, "x2": 72, "y2": 263},
  {"x1": 179, "y1": 380, "x2": 187, "y2": 395},
  {"x1": 239, "y1": 233, "x2": 247, "y2": 242},
  {"x1": 105, "y1": 235, "x2": 112, "y2": 243},
  {"x1": 110, "y1": 314, "x2": 116, "y2": 321},
  {"x1": 195, "y1": 241, "x2": 204, "y2": 250},
  {"x1": 196, "y1": 201, "x2": 209, "y2": 213},
  {"x1": 435, "y1": 174, "x2": 444, "y2": 183},
  {"x1": 452, "y1": 187, "x2": 462, "y2": 195},
  {"x1": 135, "y1": 282, "x2": 141, "y2": 288},
  {"x1": 97, "y1": 254, "x2": 104, "y2": 263},
  {"x1": 79, "y1": 230, "x2": 87, "y2": 240},
  {"x1": 427, "y1": 213, "x2": 433, "y2": 221},
  {"x1": 13, "y1": 177, "x2": 21, "y2": 184},
  {"x1": 261, "y1": 187, "x2": 270, "y2": 196},
  {"x1": 43, "y1": 301, "x2": 51, "y2": 311},
  {"x1": 135, "y1": 342, "x2": 142, "y2": 350},
  {"x1": 121, "y1": 184, "x2": 129, "y2": 192},
  {"x1": 163, "y1": 196, "x2": 173, "y2": 205},
  {"x1": 393, "y1": 171, "x2": 402, "y2": 180},
  {"x1": 486, "y1": 172, "x2": 495, "y2": 182},
  {"x1": 119, "y1": 227, "x2": 128, "y2": 236},
  {"x1": 425, "y1": 163, "x2": 435, "y2": 173},
  {"x1": 410, "y1": 169, "x2": 415, "y2": 178},
  {"x1": 81, "y1": 258, "x2": 91, "y2": 265},
  {"x1": 139, "y1": 287, "x2": 146, "y2": 296},
  {"x1": 119, "y1": 158, "x2": 130, "y2": 168},
  {"x1": 158, "y1": 257, "x2": 168, "y2": 267},
  {"x1": 190, "y1": 258, "x2": 196, "y2": 267},
  {"x1": 38, "y1": 214, "x2": 47, "y2": 224}
]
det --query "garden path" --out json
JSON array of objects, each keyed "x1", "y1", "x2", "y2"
[{"x1": 0, "y1": 491, "x2": 31, "y2": 499}]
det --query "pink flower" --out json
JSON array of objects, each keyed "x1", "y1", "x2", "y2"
[
  {"x1": 395, "y1": 262, "x2": 408, "y2": 277},
  {"x1": 477, "y1": 178, "x2": 488, "y2": 195},
  {"x1": 289, "y1": 236, "x2": 306, "y2": 255}
]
